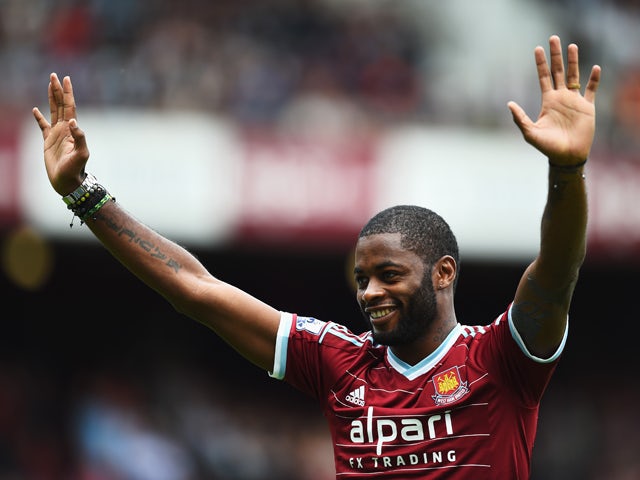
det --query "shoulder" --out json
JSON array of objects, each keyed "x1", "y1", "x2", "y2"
[
  {"x1": 455, "y1": 309, "x2": 508, "y2": 348},
  {"x1": 282, "y1": 313, "x2": 373, "y2": 346},
  {"x1": 272, "y1": 312, "x2": 384, "y2": 387},
  {"x1": 460, "y1": 305, "x2": 566, "y2": 366},
  {"x1": 291, "y1": 315, "x2": 382, "y2": 358},
  {"x1": 459, "y1": 309, "x2": 509, "y2": 340}
]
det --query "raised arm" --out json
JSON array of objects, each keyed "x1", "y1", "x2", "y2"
[
  {"x1": 507, "y1": 35, "x2": 601, "y2": 358},
  {"x1": 32, "y1": 73, "x2": 281, "y2": 371}
]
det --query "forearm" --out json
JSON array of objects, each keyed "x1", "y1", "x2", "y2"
[
  {"x1": 83, "y1": 199, "x2": 214, "y2": 310},
  {"x1": 81, "y1": 199, "x2": 281, "y2": 370},
  {"x1": 511, "y1": 161, "x2": 587, "y2": 357},
  {"x1": 537, "y1": 161, "x2": 588, "y2": 286}
]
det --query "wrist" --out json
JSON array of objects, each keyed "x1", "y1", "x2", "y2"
[
  {"x1": 61, "y1": 172, "x2": 97, "y2": 206},
  {"x1": 61, "y1": 172, "x2": 115, "y2": 225},
  {"x1": 548, "y1": 158, "x2": 587, "y2": 172}
]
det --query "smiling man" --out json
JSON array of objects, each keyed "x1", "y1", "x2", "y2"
[
  {"x1": 355, "y1": 207, "x2": 455, "y2": 360},
  {"x1": 34, "y1": 35, "x2": 600, "y2": 478}
]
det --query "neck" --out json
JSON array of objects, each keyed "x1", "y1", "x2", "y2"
[{"x1": 390, "y1": 314, "x2": 458, "y2": 366}]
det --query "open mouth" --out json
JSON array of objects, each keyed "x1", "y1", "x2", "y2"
[
  {"x1": 369, "y1": 307, "x2": 394, "y2": 320},
  {"x1": 367, "y1": 307, "x2": 397, "y2": 326}
]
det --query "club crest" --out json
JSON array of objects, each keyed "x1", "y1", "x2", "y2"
[{"x1": 431, "y1": 366, "x2": 469, "y2": 406}]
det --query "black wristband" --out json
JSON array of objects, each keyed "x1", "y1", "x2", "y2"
[{"x1": 548, "y1": 159, "x2": 587, "y2": 171}]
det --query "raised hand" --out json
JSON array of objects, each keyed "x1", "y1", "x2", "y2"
[
  {"x1": 32, "y1": 73, "x2": 90, "y2": 196},
  {"x1": 508, "y1": 35, "x2": 601, "y2": 166}
]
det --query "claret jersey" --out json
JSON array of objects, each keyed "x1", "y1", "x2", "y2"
[{"x1": 270, "y1": 305, "x2": 567, "y2": 479}]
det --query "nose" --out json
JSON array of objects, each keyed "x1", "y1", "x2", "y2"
[{"x1": 360, "y1": 279, "x2": 385, "y2": 304}]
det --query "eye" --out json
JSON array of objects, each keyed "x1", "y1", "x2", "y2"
[
  {"x1": 382, "y1": 270, "x2": 399, "y2": 281},
  {"x1": 354, "y1": 275, "x2": 368, "y2": 289}
]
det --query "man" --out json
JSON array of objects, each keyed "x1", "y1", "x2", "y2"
[{"x1": 33, "y1": 35, "x2": 600, "y2": 478}]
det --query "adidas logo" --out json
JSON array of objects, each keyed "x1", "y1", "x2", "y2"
[{"x1": 345, "y1": 385, "x2": 366, "y2": 406}]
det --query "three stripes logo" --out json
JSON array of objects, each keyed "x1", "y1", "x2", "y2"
[{"x1": 345, "y1": 385, "x2": 366, "y2": 406}]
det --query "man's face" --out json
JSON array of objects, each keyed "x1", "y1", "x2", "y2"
[{"x1": 354, "y1": 233, "x2": 438, "y2": 346}]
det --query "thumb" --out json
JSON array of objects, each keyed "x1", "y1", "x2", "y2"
[{"x1": 507, "y1": 101, "x2": 532, "y2": 135}]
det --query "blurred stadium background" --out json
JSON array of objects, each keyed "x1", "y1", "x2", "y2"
[{"x1": 1, "y1": 0, "x2": 639, "y2": 478}]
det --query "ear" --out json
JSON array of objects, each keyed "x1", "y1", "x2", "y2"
[{"x1": 433, "y1": 255, "x2": 457, "y2": 290}]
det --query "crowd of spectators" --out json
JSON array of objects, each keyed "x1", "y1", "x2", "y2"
[
  {"x1": 0, "y1": 0, "x2": 640, "y2": 151},
  {"x1": 1, "y1": 0, "x2": 427, "y2": 128},
  {"x1": 1, "y1": 0, "x2": 638, "y2": 151}
]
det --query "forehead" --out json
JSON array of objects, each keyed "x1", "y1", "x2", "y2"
[{"x1": 354, "y1": 232, "x2": 422, "y2": 269}]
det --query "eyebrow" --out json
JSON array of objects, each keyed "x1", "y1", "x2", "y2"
[{"x1": 353, "y1": 260, "x2": 403, "y2": 275}]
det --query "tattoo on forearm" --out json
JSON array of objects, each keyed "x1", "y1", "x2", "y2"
[
  {"x1": 94, "y1": 211, "x2": 182, "y2": 273},
  {"x1": 166, "y1": 259, "x2": 181, "y2": 273}
]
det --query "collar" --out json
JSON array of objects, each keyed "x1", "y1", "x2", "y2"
[{"x1": 387, "y1": 324, "x2": 462, "y2": 380}]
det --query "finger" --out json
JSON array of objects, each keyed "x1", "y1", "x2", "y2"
[
  {"x1": 535, "y1": 46, "x2": 553, "y2": 94},
  {"x1": 32, "y1": 107, "x2": 51, "y2": 140},
  {"x1": 69, "y1": 119, "x2": 84, "y2": 143},
  {"x1": 69, "y1": 119, "x2": 89, "y2": 157},
  {"x1": 584, "y1": 64, "x2": 602, "y2": 103},
  {"x1": 548, "y1": 35, "x2": 566, "y2": 89},
  {"x1": 566, "y1": 43, "x2": 580, "y2": 91},
  {"x1": 62, "y1": 76, "x2": 76, "y2": 122},
  {"x1": 50, "y1": 73, "x2": 65, "y2": 124},
  {"x1": 48, "y1": 78, "x2": 57, "y2": 125}
]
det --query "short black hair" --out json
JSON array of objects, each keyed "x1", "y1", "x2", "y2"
[{"x1": 359, "y1": 205, "x2": 460, "y2": 285}]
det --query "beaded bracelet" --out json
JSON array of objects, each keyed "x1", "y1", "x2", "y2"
[
  {"x1": 62, "y1": 172, "x2": 99, "y2": 206},
  {"x1": 62, "y1": 173, "x2": 114, "y2": 225}
]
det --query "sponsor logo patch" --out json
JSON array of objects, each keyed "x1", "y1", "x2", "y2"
[{"x1": 295, "y1": 316, "x2": 324, "y2": 335}]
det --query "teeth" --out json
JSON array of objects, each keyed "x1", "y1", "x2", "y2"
[{"x1": 370, "y1": 308, "x2": 393, "y2": 319}]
